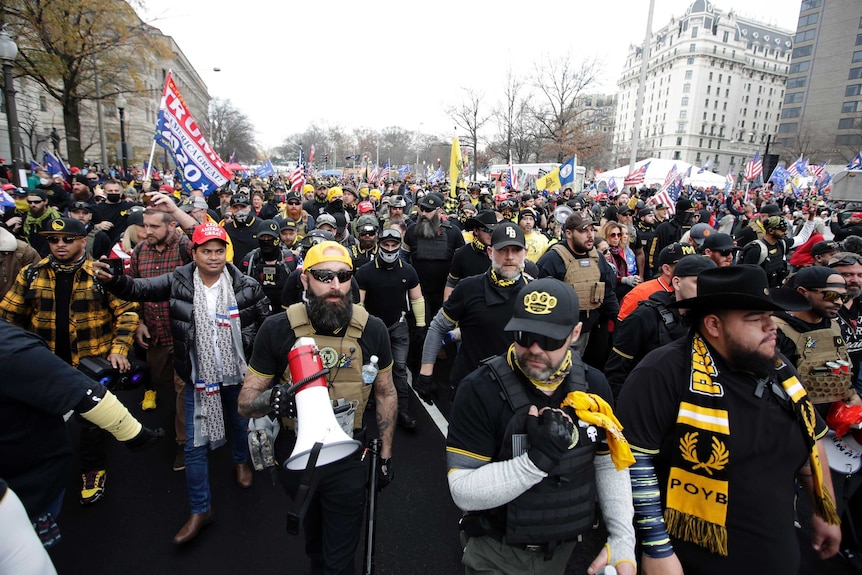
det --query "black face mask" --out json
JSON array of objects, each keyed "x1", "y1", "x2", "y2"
[
  {"x1": 259, "y1": 237, "x2": 280, "y2": 256},
  {"x1": 329, "y1": 199, "x2": 344, "y2": 211},
  {"x1": 107, "y1": 193, "x2": 122, "y2": 203}
]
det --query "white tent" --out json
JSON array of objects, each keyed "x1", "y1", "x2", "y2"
[{"x1": 597, "y1": 158, "x2": 727, "y2": 191}]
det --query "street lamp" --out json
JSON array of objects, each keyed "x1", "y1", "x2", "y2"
[
  {"x1": 0, "y1": 25, "x2": 25, "y2": 187},
  {"x1": 115, "y1": 94, "x2": 128, "y2": 175}
]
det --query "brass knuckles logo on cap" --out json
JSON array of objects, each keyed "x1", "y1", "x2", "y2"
[
  {"x1": 523, "y1": 291, "x2": 557, "y2": 315},
  {"x1": 51, "y1": 219, "x2": 64, "y2": 231}
]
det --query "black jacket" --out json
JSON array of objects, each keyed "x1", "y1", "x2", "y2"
[{"x1": 109, "y1": 262, "x2": 271, "y2": 384}]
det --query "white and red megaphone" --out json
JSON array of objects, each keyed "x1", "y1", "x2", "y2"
[{"x1": 285, "y1": 337, "x2": 361, "y2": 470}]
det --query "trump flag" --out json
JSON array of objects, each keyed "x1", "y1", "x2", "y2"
[{"x1": 155, "y1": 71, "x2": 233, "y2": 196}]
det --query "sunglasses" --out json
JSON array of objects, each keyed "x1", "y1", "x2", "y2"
[
  {"x1": 718, "y1": 249, "x2": 734, "y2": 257},
  {"x1": 286, "y1": 201, "x2": 301, "y2": 206},
  {"x1": 513, "y1": 330, "x2": 568, "y2": 351},
  {"x1": 46, "y1": 236, "x2": 79, "y2": 244},
  {"x1": 479, "y1": 227, "x2": 495, "y2": 234},
  {"x1": 27, "y1": 199, "x2": 44, "y2": 204},
  {"x1": 87, "y1": 178, "x2": 99, "y2": 182},
  {"x1": 812, "y1": 289, "x2": 852, "y2": 303},
  {"x1": 306, "y1": 269, "x2": 353, "y2": 284},
  {"x1": 608, "y1": 232, "x2": 622, "y2": 238},
  {"x1": 358, "y1": 229, "x2": 377, "y2": 237}
]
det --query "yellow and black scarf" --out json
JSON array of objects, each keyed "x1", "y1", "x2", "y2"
[{"x1": 665, "y1": 333, "x2": 839, "y2": 556}]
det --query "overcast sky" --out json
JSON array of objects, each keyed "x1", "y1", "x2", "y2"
[{"x1": 136, "y1": 0, "x2": 801, "y2": 149}]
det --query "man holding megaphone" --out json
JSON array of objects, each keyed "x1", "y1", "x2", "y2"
[{"x1": 239, "y1": 240, "x2": 397, "y2": 575}]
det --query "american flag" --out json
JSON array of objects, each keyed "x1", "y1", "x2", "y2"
[
  {"x1": 623, "y1": 161, "x2": 650, "y2": 187},
  {"x1": 506, "y1": 155, "x2": 518, "y2": 190},
  {"x1": 379, "y1": 161, "x2": 390, "y2": 182},
  {"x1": 289, "y1": 146, "x2": 306, "y2": 192},
  {"x1": 744, "y1": 151, "x2": 763, "y2": 181},
  {"x1": 724, "y1": 168, "x2": 734, "y2": 197},
  {"x1": 787, "y1": 155, "x2": 807, "y2": 178},
  {"x1": 649, "y1": 164, "x2": 678, "y2": 214},
  {"x1": 369, "y1": 165, "x2": 380, "y2": 183},
  {"x1": 308, "y1": 144, "x2": 315, "y2": 165},
  {"x1": 810, "y1": 162, "x2": 826, "y2": 179}
]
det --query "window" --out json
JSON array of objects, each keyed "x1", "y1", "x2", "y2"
[
  {"x1": 785, "y1": 92, "x2": 804, "y2": 104},
  {"x1": 690, "y1": 43, "x2": 696, "y2": 53},
  {"x1": 681, "y1": 96, "x2": 689, "y2": 106},
  {"x1": 677, "y1": 137, "x2": 683, "y2": 146},
  {"x1": 798, "y1": 13, "x2": 819, "y2": 27},
  {"x1": 851, "y1": 67, "x2": 862, "y2": 80},
  {"x1": 842, "y1": 101, "x2": 862, "y2": 113},
  {"x1": 783, "y1": 107, "x2": 801, "y2": 118},
  {"x1": 39, "y1": 95, "x2": 47, "y2": 112},
  {"x1": 674, "y1": 151, "x2": 681, "y2": 160},
  {"x1": 677, "y1": 123, "x2": 686, "y2": 133},
  {"x1": 687, "y1": 57, "x2": 695, "y2": 65},
  {"x1": 846, "y1": 84, "x2": 862, "y2": 97},
  {"x1": 837, "y1": 134, "x2": 862, "y2": 146},
  {"x1": 692, "y1": 27, "x2": 698, "y2": 38},
  {"x1": 801, "y1": 0, "x2": 820, "y2": 9},
  {"x1": 858, "y1": 33, "x2": 862, "y2": 46},
  {"x1": 839, "y1": 118, "x2": 857, "y2": 129},
  {"x1": 795, "y1": 29, "x2": 816, "y2": 43},
  {"x1": 787, "y1": 76, "x2": 808, "y2": 90},
  {"x1": 790, "y1": 61, "x2": 810, "y2": 74},
  {"x1": 685, "y1": 70, "x2": 693, "y2": 79},
  {"x1": 793, "y1": 46, "x2": 813, "y2": 58},
  {"x1": 855, "y1": 50, "x2": 862, "y2": 63},
  {"x1": 683, "y1": 83, "x2": 691, "y2": 93},
  {"x1": 707, "y1": 85, "x2": 712, "y2": 94},
  {"x1": 778, "y1": 122, "x2": 798, "y2": 133},
  {"x1": 680, "y1": 110, "x2": 687, "y2": 119},
  {"x1": 696, "y1": 152, "x2": 702, "y2": 162},
  {"x1": 723, "y1": 31, "x2": 729, "y2": 43},
  {"x1": 709, "y1": 72, "x2": 714, "y2": 81}
]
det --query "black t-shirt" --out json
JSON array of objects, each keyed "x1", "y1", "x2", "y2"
[
  {"x1": 837, "y1": 299, "x2": 862, "y2": 382},
  {"x1": 92, "y1": 200, "x2": 138, "y2": 244},
  {"x1": 617, "y1": 335, "x2": 826, "y2": 575},
  {"x1": 303, "y1": 199, "x2": 328, "y2": 218},
  {"x1": 354, "y1": 260, "x2": 420, "y2": 327},
  {"x1": 248, "y1": 307, "x2": 393, "y2": 380},
  {"x1": 448, "y1": 243, "x2": 490, "y2": 284},
  {"x1": 0, "y1": 324, "x2": 93, "y2": 517}
]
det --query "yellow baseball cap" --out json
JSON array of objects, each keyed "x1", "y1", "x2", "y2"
[{"x1": 303, "y1": 241, "x2": 353, "y2": 270}]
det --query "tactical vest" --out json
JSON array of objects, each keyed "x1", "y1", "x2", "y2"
[
  {"x1": 284, "y1": 303, "x2": 371, "y2": 433},
  {"x1": 772, "y1": 317, "x2": 851, "y2": 404},
  {"x1": 747, "y1": 218, "x2": 766, "y2": 241},
  {"x1": 482, "y1": 353, "x2": 601, "y2": 545},
  {"x1": 549, "y1": 244, "x2": 603, "y2": 312},
  {"x1": 85, "y1": 228, "x2": 99, "y2": 258},
  {"x1": 415, "y1": 224, "x2": 452, "y2": 261}
]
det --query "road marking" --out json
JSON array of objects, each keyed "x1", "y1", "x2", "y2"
[{"x1": 407, "y1": 372, "x2": 448, "y2": 437}]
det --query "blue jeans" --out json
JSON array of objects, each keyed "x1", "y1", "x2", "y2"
[{"x1": 184, "y1": 384, "x2": 249, "y2": 514}]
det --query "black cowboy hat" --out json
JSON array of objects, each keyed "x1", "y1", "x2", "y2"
[{"x1": 669, "y1": 264, "x2": 810, "y2": 312}]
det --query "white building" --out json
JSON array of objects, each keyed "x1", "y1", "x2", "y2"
[{"x1": 613, "y1": 0, "x2": 793, "y2": 179}]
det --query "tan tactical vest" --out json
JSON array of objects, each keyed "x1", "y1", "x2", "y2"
[
  {"x1": 284, "y1": 303, "x2": 371, "y2": 433},
  {"x1": 773, "y1": 317, "x2": 851, "y2": 404},
  {"x1": 747, "y1": 218, "x2": 766, "y2": 241},
  {"x1": 549, "y1": 243, "x2": 603, "y2": 312}
]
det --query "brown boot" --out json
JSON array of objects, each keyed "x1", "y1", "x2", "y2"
[
  {"x1": 172, "y1": 510, "x2": 214, "y2": 545},
  {"x1": 235, "y1": 463, "x2": 253, "y2": 489}
]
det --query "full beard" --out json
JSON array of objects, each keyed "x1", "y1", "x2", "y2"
[
  {"x1": 725, "y1": 336, "x2": 777, "y2": 378},
  {"x1": 415, "y1": 213, "x2": 440, "y2": 239},
  {"x1": 306, "y1": 289, "x2": 353, "y2": 333},
  {"x1": 516, "y1": 350, "x2": 556, "y2": 381},
  {"x1": 491, "y1": 259, "x2": 522, "y2": 280}
]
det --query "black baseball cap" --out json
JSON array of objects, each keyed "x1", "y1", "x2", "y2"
[
  {"x1": 230, "y1": 193, "x2": 250, "y2": 207},
  {"x1": 39, "y1": 217, "x2": 86, "y2": 236},
  {"x1": 673, "y1": 255, "x2": 717, "y2": 278},
  {"x1": 811, "y1": 240, "x2": 840, "y2": 257},
  {"x1": 658, "y1": 242, "x2": 697, "y2": 267},
  {"x1": 701, "y1": 233, "x2": 738, "y2": 252},
  {"x1": 491, "y1": 222, "x2": 526, "y2": 250},
  {"x1": 504, "y1": 278, "x2": 580, "y2": 340},
  {"x1": 68, "y1": 201, "x2": 93, "y2": 213},
  {"x1": 794, "y1": 266, "x2": 846, "y2": 289},
  {"x1": 259, "y1": 220, "x2": 280, "y2": 238},
  {"x1": 419, "y1": 192, "x2": 444, "y2": 210}
]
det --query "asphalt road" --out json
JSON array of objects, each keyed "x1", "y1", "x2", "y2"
[{"x1": 48, "y1": 365, "x2": 857, "y2": 575}]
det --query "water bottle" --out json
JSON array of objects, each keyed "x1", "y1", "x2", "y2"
[{"x1": 362, "y1": 355, "x2": 379, "y2": 385}]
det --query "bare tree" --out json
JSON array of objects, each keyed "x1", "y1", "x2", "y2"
[
  {"x1": 531, "y1": 54, "x2": 603, "y2": 163},
  {"x1": 209, "y1": 98, "x2": 257, "y2": 162},
  {"x1": 446, "y1": 88, "x2": 491, "y2": 180}
]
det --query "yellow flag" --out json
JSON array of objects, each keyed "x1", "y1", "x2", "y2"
[
  {"x1": 535, "y1": 167, "x2": 561, "y2": 192},
  {"x1": 449, "y1": 136, "x2": 463, "y2": 198}
]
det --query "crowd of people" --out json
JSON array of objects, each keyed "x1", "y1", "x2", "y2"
[{"x1": 2, "y1": 160, "x2": 862, "y2": 574}]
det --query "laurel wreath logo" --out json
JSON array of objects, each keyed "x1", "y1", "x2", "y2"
[{"x1": 680, "y1": 432, "x2": 729, "y2": 475}]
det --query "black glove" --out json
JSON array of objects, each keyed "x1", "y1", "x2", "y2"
[
  {"x1": 269, "y1": 384, "x2": 295, "y2": 417},
  {"x1": 377, "y1": 457, "x2": 394, "y2": 491},
  {"x1": 526, "y1": 408, "x2": 574, "y2": 473},
  {"x1": 414, "y1": 373, "x2": 438, "y2": 405},
  {"x1": 126, "y1": 426, "x2": 165, "y2": 452}
]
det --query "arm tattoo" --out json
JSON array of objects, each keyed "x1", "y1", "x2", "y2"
[
  {"x1": 239, "y1": 372, "x2": 274, "y2": 418},
  {"x1": 374, "y1": 370, "x2": 397, "y2": 458}
]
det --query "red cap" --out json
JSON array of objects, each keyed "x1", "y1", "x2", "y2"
[
  {"x1": 357, "y1": 201, "x2": 375, "y2": 214},
  {"x1": 1, "y1": 183, "x2": 16, "y2": 191},
  {"x1": 70, "y1": 167, "x2": 81, "y2": 174},
  {"x1": 853, "y1": 212, "x2": 862, "y2": 219},
  {"x1": 192, "y1": 223, "x2": 228, "y2": 246},
  {"x1": 158, "y1": 184, "x2": 174, "y2": 193}
]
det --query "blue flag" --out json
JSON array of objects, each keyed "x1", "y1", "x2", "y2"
[
  {"x1": 558, "y1": 157, "x2": 577, "y2": 186},
  {"x1": 768, "y1": 164, "x2": 789, "y2": 191},
  {"x1": 43, "y1": 151, "x2": 70, "y2": 178},
  {"x1": 256, "y1": 159, "x2": 275, "y2": 178},
  {"x1": 398, "y1": 164, "x2": 410, "y2": 176},
  {"x1": 29, "y1": 159, "x2": 41, "y2": 173}
]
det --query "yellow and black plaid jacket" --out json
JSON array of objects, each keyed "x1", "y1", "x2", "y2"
[{"x1": 0, "y1": 258, "x2": 139, "y2": 366}]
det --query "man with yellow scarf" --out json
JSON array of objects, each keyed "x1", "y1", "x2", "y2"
[
  {"x1": 617, "y1": 264, "x2": 842, "y2": 574},
  {"x1": 446, "y1": 278, "x2": 636, "y2": 574}
]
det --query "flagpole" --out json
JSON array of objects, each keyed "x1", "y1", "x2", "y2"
[{"x1": 144, "y1": 139, "x2": 157, "y2": 184}]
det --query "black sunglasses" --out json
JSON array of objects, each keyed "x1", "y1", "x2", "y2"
[
  {"x1": 27, "y1": 199, "x2": 44, "y2": 204},
  {"x1": 478, "y1": 226, "x2": 495, "y2": 234},
  {"x1": 811, "y1": 289, "x2": 852, "y2": 303},
  {"x1": 306, "y1": 269, "x2": 353, "y2": 284},
  {"x1": 286, "y1": 201, "x2": 301, "y2": 206},
  {"x1": 358, "y1": 229, "x2": 377, "y2": 237},
  {"x1": 718, "y1": 249, "x2": 734, "y2": 257},
  {"x1": 46, "y1": 236, "x2": 79, "y2": 244},
  {"x1": 513, "y1": 330, "x2": 568, "y2": 351}
]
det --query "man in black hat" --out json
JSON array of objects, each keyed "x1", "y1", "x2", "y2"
[
  {"x1": 67, "y1": 201, "x2": 111, "y2": 259},
  {"x1": 809, "y1": 240, "x2": 841, "y2": 267},
  {"x1": 536, "y1": 213, "x2": 619, "y2": 357},
  {"x1": 91, "y1": 179, "x2": 137, "y2": 245},
  {"x1": 222, "y1": 192, "x2": 264, "y2": 265},
  {"x1": 636, "y1": 207, "x2": 659, "y2": 277},
  {"x1": 23, "y1": 189, "x2": 62, "y2": 257},
  {"x1": 278, "y1": 190, "x2": 315, "y2": 239},
  {"x1": 401, "y1": 192, "x2": 464, "y2": 325},
  {"x1": 617, "y1": 265, "x2": 841, "y2": 574},
  {"x1": 417, "y1": 222, "x2": 537, "y2": 403},
  {"x1": 445, "y1": 210, "x2": 499, "y2": 300},
  {"x1": 699, "y1": 232, "x2": 739, "y2": 267},
  {"x1": 606, "y1": 255, "x2": 716, "y2": 398},
  {"x1": 240, "y1": 219, "x2": 296, "y2": 312},
  {"x1": 446, "y1": 277, "x2": 636, "y2": 574},
  {"x1": 652, "y1": 198, "x2": 699, "y2": 258},
  {"x1": 303, "y1": 183, "x2": 330, "y2": 218},
  {"x1": 0, "y1": 216, "x2": 140, "y2": 507}
]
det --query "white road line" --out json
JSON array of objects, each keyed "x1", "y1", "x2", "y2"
[{"x1": 407, "y1": 372, "x2": 448, "y2": 437}]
